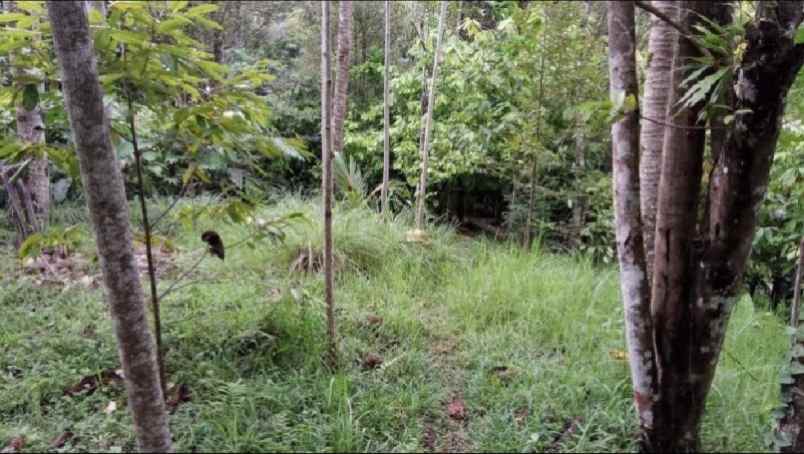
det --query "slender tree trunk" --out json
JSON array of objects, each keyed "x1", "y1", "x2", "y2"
[
  {"x1": 48, "y1": 1, "x2": 172, "y2": 452},
  {"x1": 639, "y1": 0, "x2": 677, "y2": 280},
  {"x1": 128, "y1": 100, "x2": 166, "y2": 398},
  {"x1": 523, "y1": 23, "x2": 546, "y2": 249},
  {"x1": 381, "y1": 0, "x2": 391, "y2": 215},
  {"x1": 606, "y1": 3, "x2": 657, "y2": 447},
  {"x1": 570, "y1": 130, "x2": 586, "y2": 246},
  {"x1": 331, "y1": 1, "x2": 353, "y2": 156},
  {"x1": 414, "y1": 0, "x2": 447, "y2": 230},
  {"x1": 17, "y1": 107, "x2": 48, "y2": 231},
  {"x1": 320, "y1": 0, "x2": 336, "y2": 367},
  {"x1": 648, "y1": 4, "x2": 712, "y2": 449},
  {"x1": 778, "y1": 238, "x2": 804, "y2": 451}
]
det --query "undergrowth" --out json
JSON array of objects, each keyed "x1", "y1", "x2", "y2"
[{"x1": 0, "y1": 196, "x2": 788, "y2": 452}]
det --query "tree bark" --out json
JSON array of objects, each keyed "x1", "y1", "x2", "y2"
[
  {"x1": 331, "y1": 1, "x2": 353, "y2": 156},
  {"x1": 693, "y1": 0, "x2": 804, "y2": 442},
  {"x1": 779, "y1": 238, "x2": 804, "y2": 452},
  {"x1": 320, "y1": 0, "x2": 336, "y2": 367},
  {"x1": 571, "y1": 130, "x2": 586, "y2": 246},
  {"x1": 414, "y1": 0, "x2": 447, "y2": 230},
  {"x1": 2, "y1": 0, "x2": 49, "y2": 247},
  {"x1": 639, "y1": 0, "x2": 677, "y2": 280},
  {"x1": 47, "y1": 2, "x2": 172, "y2": 452},
  {"x1": 606, "y1": 2, "x2": 657, "y2": 446},
  {"x1": 381, "y1": 0, "x2": 391, "y2": 216}
]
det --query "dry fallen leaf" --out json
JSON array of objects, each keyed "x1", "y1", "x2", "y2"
[
  {"x1": 166, "y1": 383, "x2": 192, "y2": 414},
  {"x1": 1, "y1": 436, "x2": 25, "y2": 453},
  {"x1": 608, "y1": 349, "x2": 627, "y2": 361},
  {"x1": 447, "y1": 398, "x2": 466, "y2": 420},
  {"x1": 361, "y1": 353, "x2": 384, "y2": 370},
  {"x1": 104, "y1": 401, "x2": 118, "y2": 414},
  {"x1": 49, "y1": 431, "x2": 74, "y2": 449}
]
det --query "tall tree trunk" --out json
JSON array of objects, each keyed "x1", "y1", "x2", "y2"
[
  {"x1": 613, "y1": 1, "x2": 804, "y2": 450},
  {"x1": 414, "y1": 0, "x2": 447, "y2": 230},
  {"x1": 606, "y1": 2, "x2": 657, "y2": 447},
  {"x1": 570, "y1": 130, "x2": 586, "y2": 246},
  {"x1": 320, "y1": 0, "x2": 336, "y2": 367},
  {"x1": 648, "y1": 4, "x2": 714, "y2": 450},
  {"x1": 331, "y1": 1, "x2": 353, "y2": 156},
  {"x1": 639, "y1": 0, "x2": 677, "y2": 280},
  {"x1": 523, "y1": 20, "x2": 547, "y2": 249},
  {"x1": 381, "y1": 0, "x2": 391, "y2": 215},
  {"x1": 691, "y1": 0, "x2": 804, "y2": 443},
  {"x1": 48, "y1": 1, "x2": 172, "y2": 452}
]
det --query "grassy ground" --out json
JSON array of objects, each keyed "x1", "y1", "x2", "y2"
[{"x1": 0, "y1": 196, "x2": 789, "y2": 452}]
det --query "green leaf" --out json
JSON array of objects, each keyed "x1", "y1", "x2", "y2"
[
  {"x1": 21, "y1": 84, "x2": 38, "y2": 110},
  {"x1": 185, "y1": 4, "x2": 219, "y2": 17},
  {"x1": 108, "y1": 30, "x2": 149, "y2": 46},
  {"x1": 796, "y1": 26, "x2": 804, "y2": 45},
  {"x1": 157, "y1": 16, "x2": 193, "y2": 34},
  {"x1": 171, "y1": 0, "x2": 189, "y2": 13},
  {"x1": 18, "y1": 233, "x2": 44, "y2": 260}
]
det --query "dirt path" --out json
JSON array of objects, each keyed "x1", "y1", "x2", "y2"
[{"x1": 421, "y1": 336, "x2": 474, "y2": 453}]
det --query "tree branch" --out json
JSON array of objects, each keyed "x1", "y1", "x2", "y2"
[{"x1": 634, "y1": 0, "x2": 716, "y2": 62}]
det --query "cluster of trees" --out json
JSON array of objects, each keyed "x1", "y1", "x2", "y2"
[{"x1": 1, "y1": 0, "x2": 803, "y2": 451}]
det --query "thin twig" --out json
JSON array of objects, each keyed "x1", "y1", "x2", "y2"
[
  {"x1": 150, "y1": 182, "x2": 196, "y2": 231},
  {"x1": 158, "y1": 250, "x2": 208, "y2": 301},
  {"x1": 640, "y1": 114, "x2": 729, "y2": 131}
]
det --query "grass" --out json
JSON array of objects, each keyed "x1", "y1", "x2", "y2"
[{"x1": 0, "y1": 195, "x2": 789, "y2": 452}]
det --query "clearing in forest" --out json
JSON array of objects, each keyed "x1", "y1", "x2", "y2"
[{"x1": 0, "y1": 197, "x2": 787, "y2": 452}]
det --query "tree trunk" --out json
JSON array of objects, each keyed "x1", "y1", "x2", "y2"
[
  {"x1": 17, "y1": 107, "x2": 49, "y2": 231},
  {"x1": 414, "y1": 0, "x2": 447, "y2": 230},
  {"x1": 48, "y1": 2, "x2": 173, "y2": 452},
  {"x1": 523, "y1": 20, "x2": 547, "y2": 249},
  {"x1": 612, "y1": 1, "x2": 804, "y2": 450},
  {"x1": 331, "y1": 1, "x2": 353, "y2": 156},
  {"x1": 2, "y1": 0, "x2": 49, "y2": 247},
  {"x1": 639, "y1": 0, "x2": 677, "y2": 280},
  {"x1": 692, "y1": 0, "x2": 804, "y2": 443},
  {"x1": 778, "y1": 238, "x2": 804, "y2": 451},
  {"x1": 571, "y1": 130, "x2": 586, "y2": 246},
  {"x1": 381, "y1": 0, "x2": 391, "y2": 216},
  {"x1": 606, "y1": 2, "x2": 657, "y2": 446},
  {"x1": 320, "y1": 0, "x2": 336, "y2": 367}
]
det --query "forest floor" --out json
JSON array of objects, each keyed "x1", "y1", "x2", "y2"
[{"x1": 0, "y1": 196, "x2": 789, "y2": 452}]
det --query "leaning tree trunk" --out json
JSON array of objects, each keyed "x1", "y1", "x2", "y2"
[
  {"x1": 48, "y1": 2, "x2": 173, "y2": 452},
  {"x1": 381, "y1": 0, "x2": 391, "y2": 215},
  {"x1": 689, "y1": 0, "x2": 804, "y2": 443},
  {"x1": 331, "y1": 0, "x2": 353, "y2": 156},
  {"x1": 414, "y1": 0, "x2": 447, "y2": 230},
  {"x1": 320, "y1": 0, "x2": 337, "y2": 367},
  {"x1": 606, "y1": 1, "x2": 656, "y2": 445},
  {"x1": 638, "y1": 0, "x2": 677, "y2": 280}
]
